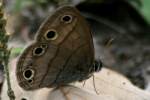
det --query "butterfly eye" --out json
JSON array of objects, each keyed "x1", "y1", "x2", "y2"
[
  {"x1": 91, "y1": 60, "x2": 102, "y2": 73},
  {"x1": 44, "y1": 29, "x2": 58, "y2": 40},
  {"x1": 23, "y1": 69, "x2": 35, "y2": 81},
  {"x1": 33, "y1": 47, "x2": 44, "y2": 56},
  {"x1": 61, "y1": 15, "x2": 72, "y2": 23}
]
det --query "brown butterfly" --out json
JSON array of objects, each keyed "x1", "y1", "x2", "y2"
[{"x1": 16, "y1": 5, "x2": 102, "y2": 90}]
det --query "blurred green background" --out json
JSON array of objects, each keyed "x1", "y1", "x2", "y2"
[{"x1": 134, "y1": 0, "x2": 150, "y2": 23}]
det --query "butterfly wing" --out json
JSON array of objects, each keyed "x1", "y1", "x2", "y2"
[{"x1": 16, "y1": 6, "x2": 94, "y2": 90}]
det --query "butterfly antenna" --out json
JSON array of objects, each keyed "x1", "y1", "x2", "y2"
[
  {"x1": 92, "y1": 75, "x2": 99, "y2": 95},
  {"x1": 105, "y1": 37, "x2": 115, "y2": 48}
]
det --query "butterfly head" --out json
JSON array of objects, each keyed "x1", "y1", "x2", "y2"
[{"x1": 91, "y1": 60, "x2": 103, "y2": 73}]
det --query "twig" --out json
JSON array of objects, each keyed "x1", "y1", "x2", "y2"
[
  {"x1": 0, "y1": 0, "x2": 15, "y2": 100},
  {"x1": 4, "y1": 50, "x2": 15, "y2": 100}
]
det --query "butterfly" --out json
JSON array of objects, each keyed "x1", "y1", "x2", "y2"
[{"x1": 16, "y1": 5, "x2": 102, "y2": 90}]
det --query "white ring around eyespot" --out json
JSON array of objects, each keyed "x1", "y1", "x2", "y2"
[
  {"x1": 61, "y1": 15, "x2": 73, "y2": 24},
  {"x1": 23, "y1": 68, "x2": 35, "y2": 80},
  {"x1": 44, "y1": 29, "x2": 58, "y2": 40},
  {"x1": 33, "y1": 46, "x2": 45, "y2": 56}
]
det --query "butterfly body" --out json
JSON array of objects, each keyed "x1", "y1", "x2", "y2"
[{"x1": 16, "y1": 6, "x2": 101, "y2": 90}]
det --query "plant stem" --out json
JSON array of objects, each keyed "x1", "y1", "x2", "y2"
[{"x1": 0, "y1": 0, "x2": 15, "y2": 100}]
